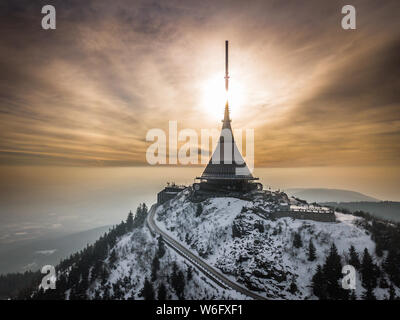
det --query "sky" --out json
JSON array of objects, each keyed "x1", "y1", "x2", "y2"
[
  {"x1": 0, "y1": 0, "x2": 400, "y2": 252},
  {"x1": 0, "y1": 1, "x2": 399, "y2": 179}
]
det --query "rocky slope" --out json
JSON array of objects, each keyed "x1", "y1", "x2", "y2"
[
  {"x1": 154, "y1": 189, "x2": 399, "y2": 299},
  {"x1": 84, "y1": 225, "x2": 245, "y2": 300}
]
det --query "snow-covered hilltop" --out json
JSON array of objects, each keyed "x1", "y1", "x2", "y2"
[
  {"x1": 154, "y1": 188, "x2": 399, "y2": 300},
  {"x1": 22, "y1": 188, "x2": 400, "y2": 300}
]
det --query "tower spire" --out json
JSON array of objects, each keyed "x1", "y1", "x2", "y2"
[{"x1": 196, "y1": 40, "x2": 260, "y2": 192}]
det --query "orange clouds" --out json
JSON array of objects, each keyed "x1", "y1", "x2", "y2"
[{"x1": 0, "y1": 0, "x2": 399, "y2": 167}]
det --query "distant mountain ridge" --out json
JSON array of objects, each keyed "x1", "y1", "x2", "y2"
[
  {"x1": 0, "y1": 225, "x2": 111, "y2": 275},
  {"x1": 322, "y1": 201, "x2": 400, "y2": 223},
  {"x1": 285, "y1": 188, "x2": 379, "y2": 203}
]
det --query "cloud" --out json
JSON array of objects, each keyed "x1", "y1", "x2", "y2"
[
  {"x1": 256, "y1": 36, "x2": 400, "y2": 167},
  {"x1": 21, "y1": 262, "x2": 38, "y2": 271},
  {"x1": 0, "y1": 0, "x2": 399, "y2": 167},
  {"x1": 35, "y1": 249, "x2": 57, "y2": 255}
]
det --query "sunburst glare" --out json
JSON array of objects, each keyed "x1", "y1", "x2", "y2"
[{"x1": 200, "y1": 73, "x2": 245, "y2": 121}]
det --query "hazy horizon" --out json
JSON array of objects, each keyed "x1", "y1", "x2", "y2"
[{"x1": 1, "y1": 165, "x2": 399, "y2": 248}]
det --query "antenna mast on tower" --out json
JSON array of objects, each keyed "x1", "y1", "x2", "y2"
[
  {"x1": 223, "y1": 40, "x2": 231, "y2": 128},
  {"x1": 225, "y1": 40, "x2": 229, "y2": 92}
]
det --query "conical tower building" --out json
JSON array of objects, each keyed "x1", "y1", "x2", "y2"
[{"x1": 195, "y1": 41, "x2": 260, "y2": 193}]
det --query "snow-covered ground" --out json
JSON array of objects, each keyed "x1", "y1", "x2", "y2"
[
  {"x1": 154, "y1": 189, "x2": 394, "y2": 299},
  {"x1": 87, "y1": 223, "x2": 247, "y2": 300}
]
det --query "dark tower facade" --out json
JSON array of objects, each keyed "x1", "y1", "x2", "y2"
[{"x1": 194, "y1": 41, "x2": 261, "y2": 193}]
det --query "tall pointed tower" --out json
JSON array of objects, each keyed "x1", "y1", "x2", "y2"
[{"x1": 195, "y1": 41, "x2": 260, "y2": 193}]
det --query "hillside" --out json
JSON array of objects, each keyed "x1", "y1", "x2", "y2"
[
  {"x1": 0, "y1": 225, "x2": 111, "y2": 275},
  {"x1": 155, "y1": 189, "x2": 398, "y2": 299},
  {"x1": 286, "y1": 188, "x2": 379, "y2": 203},
  {"x1": 19, "y1": 189, "x2": 400, "y2": 300},
  {"x1": 322, "y1": 202, "x2": 400, "y2": 223}
]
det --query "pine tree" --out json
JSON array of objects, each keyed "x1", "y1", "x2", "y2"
[
  {"x1": 362, "y1": 287, "x2": 376, "y2": 300},
  {"x1": 132, "y1": 203, "x2": 149, "y2": 228},
  {"x1": 255, "y1": 221, "x2": 264, "y2": 233},
  {"x1": 157, "y1": 236, "x2": 166, "y2": 258},
  {"x1": 289, "y1": 280, "x2": 298, "y2": 294},
  {"x1": 348, "y1": 245, "x2": 360, "y2": 269},
  {"x1": 141, "y1": 278, "x2": 155, "y2": 300},
  {"x1": 123, "y1": 276, "x2": 130, "y2": 289},
  {"x1": 102, "y1": 285, "x2": 111, "y2": 300},
  {"x1": 187, "y1": 266, "x2": 193, "y2": 281},
  {"x1": 109, "y1": 250, "x2": 117, "y2": 266},
  {"x1": 349, "y1": 290, "x2": 357, "y2": 300},
  {"x1": 195, "y1": 203, "x2": 202, "y2": 217},
  {"x1": 185, "y1": 233, "x2": 191, "y2": 244},
  {"x1": 113, "y1": 281, "x2": 123, "y2": 299},
  {"x1": 379, "y1": 277, "x2": 389, "y2": 289},
  {"x1": 76, "y1": 269, "x2": 89, "y2": 299},
  {"x1": 323, "y1": 243, "x2": 347, "y2": 300},
  {"x1": 171, "y1": 263, "x2": 185, "y2": 300},
  {"x1": 157, "y1": 282, "x2": 167, "y2": 300},
  {"x1": 293, "y1": 232, "x2": 302, "y2": 248},
  {"x1": 383, "y1": 249, "x2": 400, "y2": 287},
  {"x1": 308, "y1": 239, "x2": 316, "y2": 261},
  {"x1": 361, "y1": 248, "x2": 378, "y2": 290},
  {"x1": 311, "y1": 265, "x2": 326, "y2": 299},
  {"x1": 375, "y1": 242, "x2": 384, "y2": 257},
  {"x1": 100, "y1": 266, "x2": 109, "y2": 286},
  {"x1": 94, "y1": 290, "x2": 101, "y2": 300},
  {"x1": 176, "y1": 270, "x2": 185, "y2": 300},
  {"x1": 126, "y1": 210, "x2": 134, "y2": 231},
  {"x1": 388, "y1": 284, "x2": 396, "y2": 300},
  {"x1": 151, "y1": 255, "x2": 160, "y2": 281}
]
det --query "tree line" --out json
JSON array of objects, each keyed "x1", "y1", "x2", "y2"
[{"x1": 16, "y1": 203, "x2": 149, "y2": 300}]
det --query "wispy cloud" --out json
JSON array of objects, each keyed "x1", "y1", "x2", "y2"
[
  {"x1": 0, "y1": 0, "x2": 399, "y2": 167},
  {"x1": 35, "y1": 249, "x2": 57, "y2": 255}
]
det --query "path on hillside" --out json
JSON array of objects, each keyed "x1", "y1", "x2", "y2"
[{"x1": 146, "y1": 204, "x2": 268, "y2": 300}]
